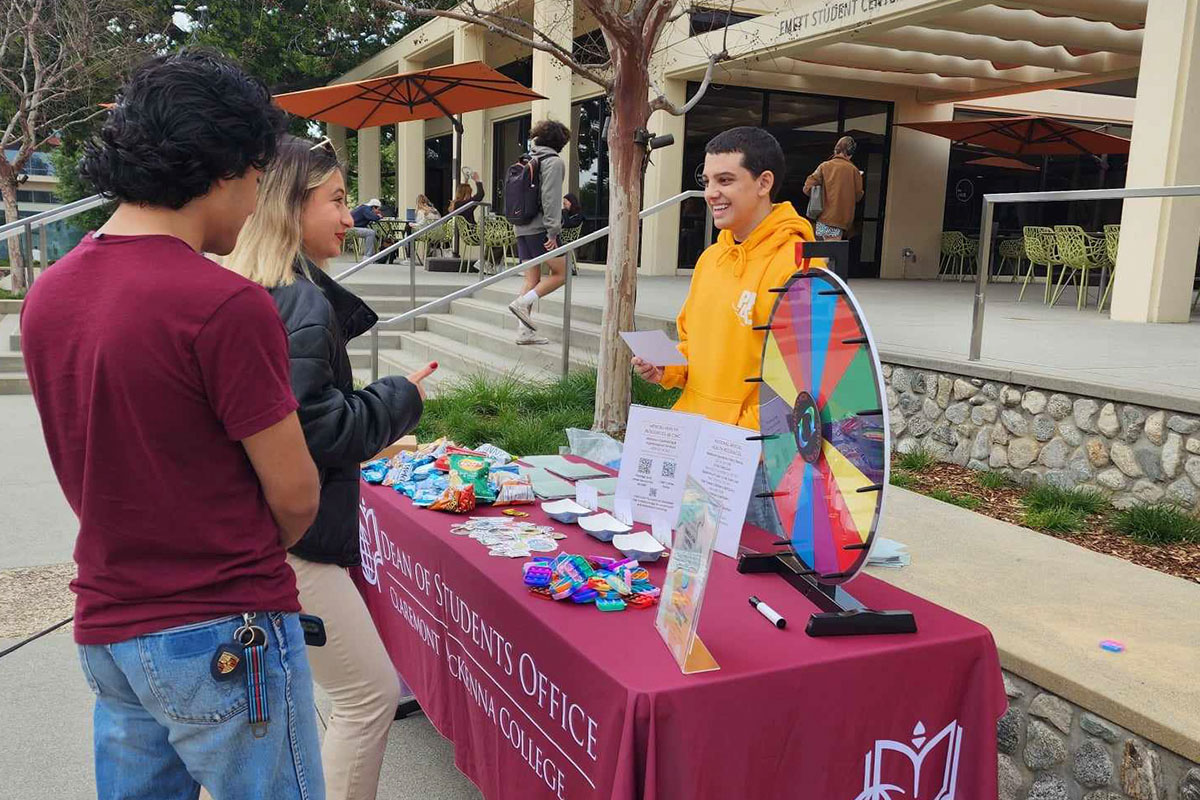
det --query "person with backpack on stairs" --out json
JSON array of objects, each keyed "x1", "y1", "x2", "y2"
[{"x1": 504, "y1": 119, "x2": 570, "y2": 345}]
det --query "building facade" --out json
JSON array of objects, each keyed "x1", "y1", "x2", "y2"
[{"x1": 332, "y1": 0, "x2": 1196, "y2": 323}]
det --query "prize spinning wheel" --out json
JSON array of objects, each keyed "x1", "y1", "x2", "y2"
[{"x1": 756, "y1": 267, "x2": 889, "y2": 585}]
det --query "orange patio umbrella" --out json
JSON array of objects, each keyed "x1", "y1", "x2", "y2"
[
  {"x1": 273, "y1": 61, "x2": 544, "y2": 131},
  {"x1": 275, "y1": 60, "x2": 544, "y2": 195},
  {"x1": 895, "y1": 115, "x2": 1130, "y2": 156},
  {"x1": 964, "y1": 155, "x2": 1041, "y2": 172}
]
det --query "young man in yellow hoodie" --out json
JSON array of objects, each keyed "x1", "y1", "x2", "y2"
[{"x1": 633, "y1": 126, "x2": 814, "y2": 534}]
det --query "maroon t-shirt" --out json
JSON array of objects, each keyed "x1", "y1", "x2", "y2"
[{"x1": 21, "y1": 233, "x2": 301, "y2": 644}]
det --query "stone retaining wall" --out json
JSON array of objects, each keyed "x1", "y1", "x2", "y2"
[
  {"x1": 883, "y1": 365, "x2": 1200, "y2": 510},
  {"x1": 999, "y1": 670, "x2": 1199, "y2": 800}
]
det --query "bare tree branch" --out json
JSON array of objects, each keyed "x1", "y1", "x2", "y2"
[{"x1": 649, "y1": 48, "x2": 726, "y2": 115}]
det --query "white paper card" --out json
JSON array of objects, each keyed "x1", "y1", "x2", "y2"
[
  {"x1": 575, "y1": 481, "x2": 599, "y2": 511},
  {"x1": 616, "y1": 405, "x2": 704, "y2": 527},
  {"x1": 619, "y1": 330, "x2": 687, "y2": 366},
  {"x1": 689, "y1": 419, "x2": 762, "y2": 559},
  {"x1": 651, "y1": 516, "x2": 673, "y2": 548},
  {"x1": 613, "y1": 497, "x2": 634, "y2": 526},
  {"x1": 615, "y1": 405, "x2": 760, "y2": 559}
]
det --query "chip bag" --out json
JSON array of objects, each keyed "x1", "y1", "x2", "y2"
[
  {"x1": 492, "y1": 473, "x2": 535, "y2": 506},
  {"x1": 428, "y1": 472, "x2": 476, "y2": 513},
  {"x1": 449, "y1": 453, "x2": 494, "y2": 503}
]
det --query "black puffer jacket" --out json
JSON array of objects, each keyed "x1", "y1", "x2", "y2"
[{"x1": 270, "y1": 264, "x2": 422, "y2": 566}]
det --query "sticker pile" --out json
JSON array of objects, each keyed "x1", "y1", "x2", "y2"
[
  {"x1": 523, "y1": 553, "x2": 660, "y2": 612},
  {"x1": 449, "y1": 516, "x2": 566, "y2": 558},
  {"x1": 362, "y1": 439, "x2": 534, "y2": 513}
]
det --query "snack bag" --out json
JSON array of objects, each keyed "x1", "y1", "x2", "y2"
[
  {"x1": 361, "y1": 459, "x2": 389, "y2": 484},
  {"x1": 492, "y1": 474, "x2": 535, "y2": 506},
  {"x1": 449, "y1": 453, "x2": 494, "y2": 503},
  {"x1": 428, "y1": 471, "x2": 476, "y2": 513}
]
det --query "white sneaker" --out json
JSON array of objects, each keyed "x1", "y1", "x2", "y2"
[
  {"x1": 516, "y1": 327, "x2": 549, "y2": 345},
  {"x1": 508, "y1": 297, "x2": 536, "y2": 330}
]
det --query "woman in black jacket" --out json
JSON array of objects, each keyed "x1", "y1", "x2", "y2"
[{"x1": 226, "y1": 135, "x2": 435, "y2": 800}]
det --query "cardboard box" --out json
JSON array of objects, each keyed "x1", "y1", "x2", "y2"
[{"x1": 371, "y1": 435, "x2": 419, "y2": 461}]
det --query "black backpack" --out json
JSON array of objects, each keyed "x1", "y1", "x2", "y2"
[{"x1": 503, "y1": 153, "x2": 544, "y2": 225}]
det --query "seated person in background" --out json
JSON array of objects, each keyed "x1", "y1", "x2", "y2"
[
  {"x1": 450, "y1": 171, "x2": 485, "y2": 223},
  {"x1": 349, "y1": 197, "x2": 382, "y2": 256},
  {"x1": 632, "y1": 126, "x2": 815, "y2": 536},
  {"x1": 415, "y1": 194, "x2": 440, "y2": 224},
  {"x1": 562, "y1": 192, "x2": 587, "y2": 231}
]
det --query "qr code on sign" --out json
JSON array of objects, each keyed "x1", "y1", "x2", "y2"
[
  {"x1": 661, "y1": 461, "x2": 676, "y2": 479},
  {"x1": 637, "y1": 457, "x2": 653, "y2": 476}
]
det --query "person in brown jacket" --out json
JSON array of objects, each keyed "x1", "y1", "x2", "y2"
[{"x1": 803, "y1": 136, "x2": 864, "y2": 241}]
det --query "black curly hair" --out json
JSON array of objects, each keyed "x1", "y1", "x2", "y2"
[
  {"x1": 81, "y1": 49, "x2": 287, "y2": 209},
  {"x1": 705, "y1": 127, "x2": 786, "y2": 200},
  {"x1": 530, "y1": 119, "x2": 571, "y2": 153}
]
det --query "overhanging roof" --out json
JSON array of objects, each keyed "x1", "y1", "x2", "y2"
[{"x1": 671, "y1": 0, "x2": 1146, "y2": 105}]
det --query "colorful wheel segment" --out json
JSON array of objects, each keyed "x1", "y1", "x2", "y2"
[{"x1": 758, "y1": 268, "x2": 889, "y2": 584}]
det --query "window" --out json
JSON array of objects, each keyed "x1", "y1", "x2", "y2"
[
  {"x1": 680, "y1": 84, "x2": 893, "y2": 277},
  {"x1": 423, "y1": 135, "x2": 453, "y2": 215},
  {"x1": 568, "y1": 97, "x2": 610, "y2": 263},
  {"x1": 16, "y1": 190, "x2": 58, "y2": 204},
  {"x1": 491, "y1": 114, "x2": 532, "y2": 214},
  {"x1": 689, "y1": 7, "x2": 758, "y2": 36},
  {"x1": 496, "y1": 57, "x2": 533, "y2": 88},
  {"x1": 572, "y1": 30, "x2": 609, "y2": 67}
]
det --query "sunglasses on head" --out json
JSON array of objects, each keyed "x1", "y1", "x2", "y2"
[{"x1": 309, "y1": 135, "x2": 336, "y2": 153}]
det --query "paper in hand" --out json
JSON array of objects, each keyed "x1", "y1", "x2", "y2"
[{"x1": 620, "y1": 330, "x2": 687, "y2": 367}]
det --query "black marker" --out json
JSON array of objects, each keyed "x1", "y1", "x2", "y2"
[{"x1": 749, "y1": 596, "x2": 786, "y2": 629}]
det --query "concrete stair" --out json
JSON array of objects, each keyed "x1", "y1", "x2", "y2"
[
  {"x1": 0, "y1": 267, "x2": 641, "y2": 398},
  {"x1": 0, "y1": 314, "x2": 29, "y2": 394}
]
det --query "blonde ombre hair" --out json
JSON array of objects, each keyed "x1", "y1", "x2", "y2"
[{"x1": 226, "y1": 134, "x2": 342, "y2": 287}]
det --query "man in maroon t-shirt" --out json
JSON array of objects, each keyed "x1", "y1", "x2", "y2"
[{"x1": 21, "y1": 51, "x2": 326, "y2": 798}]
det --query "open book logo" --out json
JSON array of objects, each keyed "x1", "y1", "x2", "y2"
[
  {"x1": 853, "y1": 720, "x2": 964, "y2": 800},
  {"x1": 358, "y1": 500, "x2": 384, "y2": 590}
]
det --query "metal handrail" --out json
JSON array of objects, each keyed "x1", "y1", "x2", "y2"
[
  {"x1": 970, "y1": 184, "x2": 1200, "y2": 360},
  {"x1": 1, "y1": 192, "x2": 110, "y2": 288},
  {"x1": 0, "y1": 193, "x2": 108, "y2": 238},
  {"x1": 366, "y1": 189, "x2": 708, "y2": 380}
]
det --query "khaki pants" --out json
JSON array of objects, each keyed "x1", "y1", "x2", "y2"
[{"x1": 288, "y1": 554, "x2": 402, "y2": 800}]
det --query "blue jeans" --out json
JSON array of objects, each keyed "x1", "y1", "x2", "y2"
[{"x1": 78, "y1": 613, "x2": 324, "y2": 800}]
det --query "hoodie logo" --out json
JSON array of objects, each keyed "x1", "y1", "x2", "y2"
[{"x1": 733, "y1": 290, "x2": 756, "y2": 326}]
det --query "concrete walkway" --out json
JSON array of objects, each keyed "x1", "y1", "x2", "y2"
[
  {"x1": 340, "y1": 259, "x2": 1200, "y2": 412},
  {"x1": 870, "y1": 487, "x2": 1200, "y2": 764}
]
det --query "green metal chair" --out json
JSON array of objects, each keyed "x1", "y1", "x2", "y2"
[
  {"x1": 453, "y1": 216, "x2": 483, "y2": 275},
  {"x1": 480, "y1": 215, "x2": 517, "y2": 270},
  {"x1": 1052, "y1": 225, "x2": 1108, "y2": 309},
  {"x1": 416, "y1": 220, "x2": 453, "y2": 263},
  {"x1": 995, "y1": 238, "x2": 1025, "y2": 283},
  {"x1": 559, "y1": 223, "x2": 584, "y2": 275},
  {"x1": 937, "y1": 231, "x2": 976, "y2": 281},
  {"x1": 1099, "y1": 224, "x2": 1120, "y2": 312},
  {"x1": 344, "y1": 228, "x2": 364, "y2": 261},
  {"x1": 1019, "y1": 226, "x2": 1059, "y2": 303},
  {"x1": 938, "y1": 231, "x2": 958, "y2": 280}
]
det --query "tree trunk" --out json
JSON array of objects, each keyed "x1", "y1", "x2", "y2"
[
  {"x1": 0, "y1": 163, "x2": 27, "y2": 292},
  {"x1": 592, "y1": 50, "x2": 651, "y2": 435}
]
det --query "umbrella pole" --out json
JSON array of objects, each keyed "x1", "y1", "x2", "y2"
[{"x1": 452, "y1": 113, "x2": 464, "y2": 254}]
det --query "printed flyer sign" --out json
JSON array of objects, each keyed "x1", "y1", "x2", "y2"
[
  {"x1": 654, "y1": 478, "x2": 721, "y2": 674},
  {"x1": 616, "y1": 405, "x2": 760, "y2": 557}
]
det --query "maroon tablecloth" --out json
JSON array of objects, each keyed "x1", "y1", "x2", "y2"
[{"x1": 354, "y1": 480, "x2": 1006, "y2": 800}]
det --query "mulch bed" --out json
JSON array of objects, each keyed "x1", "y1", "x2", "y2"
[{"x1": 900, "y1": 463, "x2": 1200, "y2": 584}]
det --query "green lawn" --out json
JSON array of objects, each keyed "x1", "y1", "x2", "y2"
[{"x1": 414, "y1": 369, "x2": 680, "y2": 456}]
